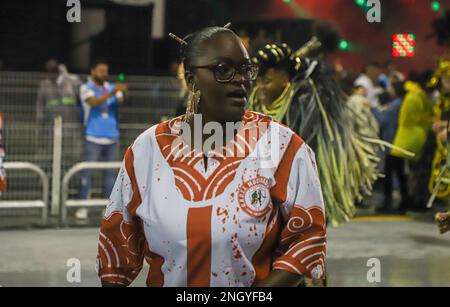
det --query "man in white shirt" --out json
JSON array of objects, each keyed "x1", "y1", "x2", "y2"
[{"x1": 354, "y1": 62, "x2": 383, "y2": 107}]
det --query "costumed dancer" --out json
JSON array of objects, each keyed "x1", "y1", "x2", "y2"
[
  {"x1": 427, "y1": 58, "x2": 450, "y2": 234},
  {"x1": 249, "y1": 39, "x2": 411, "y2": 226},
  {"x1": 427, "y1": 9, "x2": 450, "y2": 234}
]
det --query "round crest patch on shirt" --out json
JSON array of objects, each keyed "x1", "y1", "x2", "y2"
[{"x1": 238, "y1": 177, "x2": 272, "y2": 218}]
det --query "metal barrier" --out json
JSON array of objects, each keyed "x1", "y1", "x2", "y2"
[
  {"x1": 1, "y1": 71, "x2": 180, "y2": 226},
  {"x1": 61, "y1": 161, "x2": 122, "y2": 225},
  {"x1": 1, "y1": 162, "x2": 49, "y2": 224}
]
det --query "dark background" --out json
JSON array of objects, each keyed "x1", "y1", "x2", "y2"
[
  {"x1": 0, "y1": 0, "x2": 315, "y2": 75},
  {"x1": 0, "y1": 0, "x2": 448, "y2": 75}
]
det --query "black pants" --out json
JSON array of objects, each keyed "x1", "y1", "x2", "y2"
[
  {"x1": 409, "y1": 134, "x2": 436, "y2": 210},
  {"x1": 383, "y1": 155, "x2": 409, "y2": 210}
]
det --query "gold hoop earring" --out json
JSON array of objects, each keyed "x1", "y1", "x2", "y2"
[{"x1": 185, "y1": 85, "x2": 201, "y2": 123}]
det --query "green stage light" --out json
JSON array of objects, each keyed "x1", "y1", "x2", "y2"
[
  {"x1": 339, "y1": 40, "x2": 350, "y2": 51},
  {"x1": 355, "y1": 0, "x2": 370, "y2": 12},
  {"x1": 432, "y1": 1, "x2": 441, "y2": 12}
]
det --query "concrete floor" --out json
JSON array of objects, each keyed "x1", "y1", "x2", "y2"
[{"x1": 0, "y1": 219, "x2": 449, "y2": 287}]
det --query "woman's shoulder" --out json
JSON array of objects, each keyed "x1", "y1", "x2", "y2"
[
  {"x1": 129, "y1": 123, "x2": 159, "y2": 153},
  {"x1": 130, "y1": 116, "x2": 184, "y2": 152},
  {"x1": 245, "y1": 111, "x2": 307, "y2": 153}
]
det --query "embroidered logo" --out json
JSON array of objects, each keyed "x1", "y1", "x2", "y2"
[{"x1": 238, "y1": 177, "x2": 272, "y2": 218}]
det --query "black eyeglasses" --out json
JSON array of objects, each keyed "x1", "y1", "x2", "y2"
[{"x1": 189, "y1": 63, "x2": 259, "y2": 83}]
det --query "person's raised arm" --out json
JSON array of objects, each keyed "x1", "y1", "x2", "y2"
[{"x1": 86, "y1": 84, "x2": 127, "y2": 107}]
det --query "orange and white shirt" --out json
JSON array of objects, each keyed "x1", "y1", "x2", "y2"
[{"x1": 96, "y1": 111, "x2": 326, "y2": 287}]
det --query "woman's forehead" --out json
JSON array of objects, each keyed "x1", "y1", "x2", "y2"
[{"x1": 200, "y1": 33, "x2": 249, "y2": 63}]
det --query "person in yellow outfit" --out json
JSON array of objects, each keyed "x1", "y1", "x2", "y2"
[
  {"x1": 391, "y1": 78, "x2": 434, "y2": 160},
  {"x1": 429, "y1": 59, "x2": 450, "y2": 200},
  {"x1": 427, "y1": 58, "x2": 450, "y2": 234},
  {"x1": 391, "y1": 71, "x2": 435, "y2": 211}
]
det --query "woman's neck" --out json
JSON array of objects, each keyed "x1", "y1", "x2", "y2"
[{"x1": 184, "y1": 114, "x2": 242, "y2": 153}]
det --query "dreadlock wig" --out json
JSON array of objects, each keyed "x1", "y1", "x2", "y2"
[{"x1": 249, "y1": 40, "x2": 409, "y2": 226}]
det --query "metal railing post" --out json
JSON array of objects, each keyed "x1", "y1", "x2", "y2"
[
  {"x1": 51, "y1": 116, "x2": 63, "y2": 215},
  {"x1": 2, "y1": 162, "x2": 49, "y2": 224},
  {"x1": 60, "y1": 161, "x2": 122, "y2": 225}
]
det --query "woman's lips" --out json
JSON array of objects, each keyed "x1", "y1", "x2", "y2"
[{"x1": 227, "y1": 96, "x2": 247, "y2": 105}]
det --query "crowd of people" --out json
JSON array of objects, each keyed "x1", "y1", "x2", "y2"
[
  {"x1": 93, "y1": 21, "x2": 450, "y2": 287},
  {"x1": 210, "y1": 23, "x2": 450, "y2": 229},
  {"x1": 339, "y1": 59, "x2": 450, "y2": 226},
  {"x1": 0, "y1": 21, "x2": 449, "y2": 231},
  {"x1": 343, "y1": 62, "x2": 435, "y2": 214}
]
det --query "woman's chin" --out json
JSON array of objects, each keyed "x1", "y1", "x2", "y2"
[{"x1": 220, "y1": 108, "x2": 245, "y2": 123}]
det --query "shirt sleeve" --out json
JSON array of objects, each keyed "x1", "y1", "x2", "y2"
[
  {"x1": 272, "y1": 141, "x2": 327, "y2": 280},
  {"x1": 106, "y1": 82, "x2": 120, "y2": 106},
  {"x1": 96, "y1": 147, "x2": 146, "y2": 286},
  {"x1": 80, "y1": 84, "x2": 95, "y2": 104}
]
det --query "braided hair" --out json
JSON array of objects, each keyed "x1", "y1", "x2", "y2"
[
  {"x1": 251, "y1": 43, "x2": 294, "y2": 77},
  {"x1": 251, "y1": 43, "x2": 310, "y2": 79}
]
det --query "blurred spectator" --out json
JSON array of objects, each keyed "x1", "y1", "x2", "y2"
[
  {"x1": 371, "y1": 81, "x2": 409, "y2": 212},
  {"x1": 391, "y1": 71, "x2": 435, "y2": 212},
  {"x1": 386, "y1": 60, "x2": 405, "y2": 84},
  {"x1": 347, "y1": 85, "x2": 379, "y2": 137},
  {"x1": 36, "y1": 59, "x2": 82, "y2": 124},
  {"x1": 377, "y1": 91, "x2": 393, "y2": 106},
  {"x1": 372, "y1": 82, "x2": 406, "y2": 144},
  {"x1": 391, "y1": 72, "x2": 434, "y2": 159},
  {"x1": 354, "y1": 62, "x2": 383, "y2": 107},
  {"x1": 78, "y1": 59, "x2": 127, "y2": 218},
  {"x1": 378, "y1": 60, "x2": 405, "y2": 92},
  {"x1": 377, "y1": 74, "x2": 389, "y2": 91},
  {"x1": 0, "y1": 112, "x2": 5, "y2": 195}
]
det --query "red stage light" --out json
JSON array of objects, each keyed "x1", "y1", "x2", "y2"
[{"x1": 392, "y1": 34, "x2": 415, "y2": 58}]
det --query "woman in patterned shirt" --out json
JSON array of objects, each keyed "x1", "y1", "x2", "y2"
[{"x1": 97, "y1": 25, "x2": 326, "y2": 287}]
